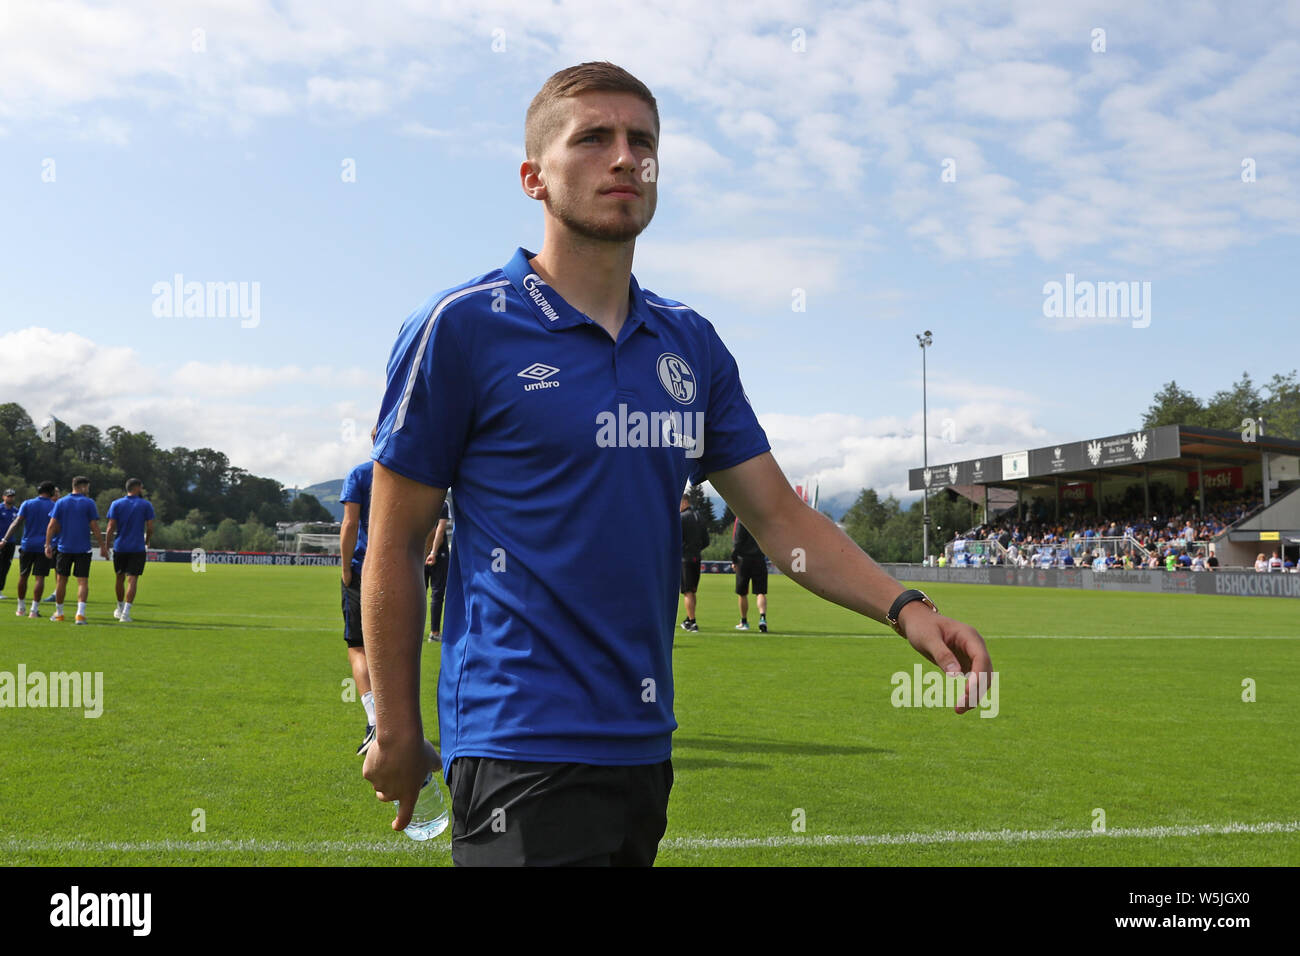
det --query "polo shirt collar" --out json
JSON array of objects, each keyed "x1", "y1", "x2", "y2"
[{"x1": 503, "y1": 247, "x2": 658, "y2": 337}]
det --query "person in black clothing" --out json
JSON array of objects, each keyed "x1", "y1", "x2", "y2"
[
  {"x1": 731, "y1": 518, "x2": 768, "y2": 632},
  {"x1": 424, "y1": 496, "x2": 452, "y2": 641},
  {"x1": 679, "y1": 492, "x2": 710, "y2": 632}
]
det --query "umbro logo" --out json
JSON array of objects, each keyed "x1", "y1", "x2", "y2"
[{"x1": 518, "y1": 363, "x2": 560, "y2": 391}]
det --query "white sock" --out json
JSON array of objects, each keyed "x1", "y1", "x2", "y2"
[
  {"x1": 56, "y1": 603, "x2": 64, "y2": 614},
  {"x1": 361, "y1": 690, "x2": 376, "y2": 726},
  {"x1": 77, "y1": 601, "x2": 86, "y2": 616},
  {"x1": 117, "y1": 601, "x2": 124, "y2": 611},
  {"x1": 123, "y1": 602, "x2": 132, "y2": 614},
  {"x1": 16, "y1": 600, "x2": 24, "y2": 613}
]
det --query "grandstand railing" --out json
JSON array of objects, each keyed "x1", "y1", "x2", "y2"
[{"x1": 945, "y1": 534, "x2": 1188, "y2": 568}]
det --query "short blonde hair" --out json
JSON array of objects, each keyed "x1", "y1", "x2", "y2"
[{"x1": 525, "y1": 61, "x2": 659, "y2": 162}]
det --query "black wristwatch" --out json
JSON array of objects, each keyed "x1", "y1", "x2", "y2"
[{"x1": 886, "y1": 588, "x2": 938, "y2": 636}]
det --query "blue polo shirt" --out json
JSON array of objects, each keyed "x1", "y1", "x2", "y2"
[
  {"x1": 107, "y1": 495, "x2": 156, "y2": 552},
  {"x1": 50, "y1": 493, "x2": 99, "y2": 554},
  {"x1": 339, "y1": 461, "x2": 374, "y2": 576},
  {"x1": 16, "y1": 497, "x2": 56, "y2": 552},
  {"x1": 0, "y1": 503, "x2": 17, "y2": 539},
  {"x1": 373, "y1": 247, "x2": 769, "y2": 770}
]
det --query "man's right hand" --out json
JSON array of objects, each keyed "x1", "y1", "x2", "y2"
[
  {"x1": 363, "y1": 732, "x2": 440, "y2": 832},
  {"x1": 341, "y1": 567, "x2": 352, "y2": 587}
]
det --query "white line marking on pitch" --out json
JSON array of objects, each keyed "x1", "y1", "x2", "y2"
[
  {"x1": 3, "y1": 820, "x2": 1295, "y2": 854},
  {"x1": 835, "y1": 634, "x2": 1299, "y2": 640},
  {"x1": 661, "y1": 820, "x2": 1300, "y2": 849}
]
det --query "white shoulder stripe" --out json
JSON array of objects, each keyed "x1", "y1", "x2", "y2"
[
  {"x1": 393, "y1": 279, "x2": 512, "y2": 433},
  {"x1": 646, "y1": 298, "x2": 693, "y2": 311}
]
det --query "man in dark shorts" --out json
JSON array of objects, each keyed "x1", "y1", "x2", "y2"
[
  {"x1": 0, "y1": 488, "x2": 18, "y2": 600},
  {"x1": 46, "y1": 476, "x2": 103, "y2": 624},
  {"x1": 362, "y1": 62, "x2": 991, "y2": 867},
  {"x1": 731, "y1": 518, "x2": 768, "y2": 632},
  {"x1": 340, "y1": 451, "x2": 377, "y2": 756},
  {"x1": 424, "y1": 496, "x2": 452, "y2": 642},
  {"x1": 1, "y1": 481, "x2": 57, "y2": 618},
  {"x1": 103, "y1": 478, "x2": 156, "y2": 622},
  {"x1": 679, "y1": 491, "x2": 709, "y2": 632}
]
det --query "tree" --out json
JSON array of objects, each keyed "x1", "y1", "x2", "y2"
[
  {"x1": 1261, "y1": 370, "x2": 1300, "y2": 440},
  {"x1": 202, "y1": 518, "x2": 241, "y2": 551},
  {"x1": 239, "y1": 515, "x2": 276, "y2": 552},
  {"x1": 1142, "y1": 382, "x2": 1204, "y2": 429},
  {"x1": 290, "y1": 493, "x2": 332, "y2": 522},
  {"x1": 685, "y1": 484, "x2": 715, "y2": 526},
  {"x1": 1203, "y1": 372, "x2": 1263, "y2": 431}
]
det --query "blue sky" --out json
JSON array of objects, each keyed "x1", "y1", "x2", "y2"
[{"x1": 2, "y1": 0, "x2": 1297, "y2": 510}]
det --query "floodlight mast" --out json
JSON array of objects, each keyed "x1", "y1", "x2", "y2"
[{"x1": 917, "y1": 331, "x2": 933, "y2": 564}]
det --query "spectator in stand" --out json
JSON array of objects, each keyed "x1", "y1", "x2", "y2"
[
  {"x1": 1268, "y1": 550, "x2": 1283, "y2": 572},
  {"x1": 1254, "y1": 553, "x2": 1267, "y2": 573},
  {"x1": 1206, "y1": 549, "x2": 1219, "y2": 570},
  {"x1": 1191, "y1": 553, "x2": 1206, "y2": 571},
  {"x1": 1164, "y1": 551, "x2": 1178, "y2": 571}
]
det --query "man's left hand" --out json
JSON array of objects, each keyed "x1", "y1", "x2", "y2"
[{"x1": 897, "y1": 603, "x2": 993, "y2": 715}]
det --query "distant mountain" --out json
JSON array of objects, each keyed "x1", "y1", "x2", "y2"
[{"x1": 301, "y1": 478, "x2": 345, "y2": 521}]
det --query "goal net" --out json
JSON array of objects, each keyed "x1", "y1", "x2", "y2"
[{"x1": 295, "y1": 533, "x2": 342, "y2": 554}]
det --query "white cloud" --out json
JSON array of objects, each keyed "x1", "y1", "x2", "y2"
[
  {"x1": 757, "y1": 399, "x2": 1051, "y2": 506},
  {"x1": 636, "y1": 236, "x2": 852, "y2": 311},
  {"x1": 1, "y1": 327, "x2": 383, "y2": 488}
]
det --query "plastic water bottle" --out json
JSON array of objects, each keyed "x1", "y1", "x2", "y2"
[{"x1": 398, "y1": 771, "x2": 449, "y2": 841}]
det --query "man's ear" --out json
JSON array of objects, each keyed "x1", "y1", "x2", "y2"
[{"x1": 521, "y1": 159, "x2": 547, "y2": 200}]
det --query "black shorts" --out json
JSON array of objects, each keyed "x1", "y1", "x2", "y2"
[
  {"x1": 113, "y1": 551, "x2": 147, "y2": 576},
  {"x1": 734, "y1": 556, "x2": 768, "y2": 595},
  {"x1": 55, "y1": 551, "x2": 92, "y2": 578},
  {"x1": 680, "y1": 555, "x2": 701, "y2": 594},
  {"x1": 447, "y1": 756, "x2": 673, "y2": 867},
  {"x1": 341, "y1": 576, "x2": 364, "y2": 648},
  {"x1": 19, "y1": 549, "x2": 51, "y2": 577}
]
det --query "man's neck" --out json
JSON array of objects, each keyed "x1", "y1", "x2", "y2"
[{"x1": 529, "y1": 233, "x2": 636, "y2": 341}]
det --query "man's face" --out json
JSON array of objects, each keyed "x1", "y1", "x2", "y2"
[
  {"x1": 2, "y1": 495, "x2": 13, "y2": 507},
  {"x1": 531, "y1": 91, "x2": 658, "y2": 244}
]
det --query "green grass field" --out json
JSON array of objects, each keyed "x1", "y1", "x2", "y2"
[{"x1": 1, "y1": 563, "x2": 1297, "y2": 866}]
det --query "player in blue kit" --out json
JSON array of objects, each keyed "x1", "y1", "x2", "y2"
[
  {"x1": 362, "y1": 62, "x2": 992, "y2": 866},
  {"x1": 1, "y1": 481, "x2": 57, "y2": 617},
  {"x1": 340, "y1": 443, "x2": 378, "y2": 757},
  {"x1": 103, "y1": 478, "x2": 156, "y2": 623},
  {"x1": 46, "y1": 476, "x2": 103, "y2": 624},
  {"x1": 0, "y1": 488, "x2": 19, "y2": 600}
]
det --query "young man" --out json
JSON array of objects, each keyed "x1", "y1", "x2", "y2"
[
  {"x1": 340, "y1": 452, "x2": 377, "y2": 756},
  {"x1": 46, "y1": 476, "x2": 102, "y2": 624},
  {"x1": 679, "y1": 491, "x2": 709, "y2": 632},
  {"x1": 362, "y1": 62, "x2": 991, "y2": 867},
  {"x1": 1, "y1": 481, "x2": 57, "y2": 617},
  {"x1": 0, "y1": 489, "x2": 19, "y2": 599},
  {"x1": 423, "y1": 497, "x2": 452, "y2": 642},
  {"x1": 731, "y1": 518, "x2": 768, "y2": 632},
  {"x1": 103, "y1": 478, "x2": 155, "y2": 622}
]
